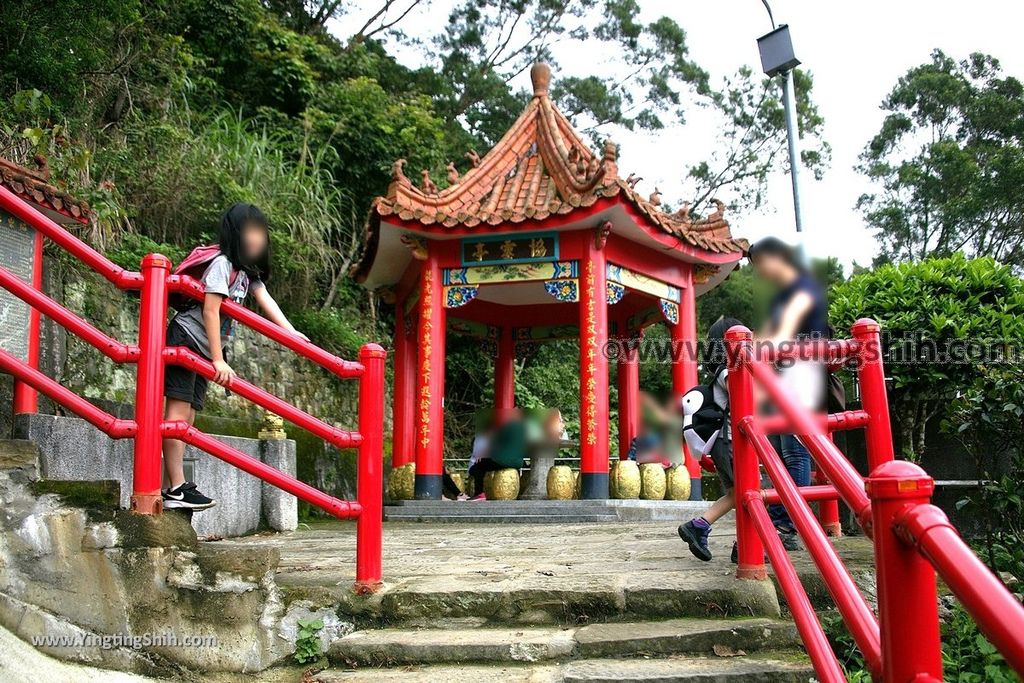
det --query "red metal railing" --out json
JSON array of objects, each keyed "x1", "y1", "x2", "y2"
[
  {"x1": 725, "y1": 320, "x2": 1024, "y2": 682},
  {"x1": 0, "y1": 185, "x2": 385, "y2": 592}
]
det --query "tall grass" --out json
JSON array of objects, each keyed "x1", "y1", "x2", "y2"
[{"x1": 103, "y1": 109, "x2": 359, "y2": 308}]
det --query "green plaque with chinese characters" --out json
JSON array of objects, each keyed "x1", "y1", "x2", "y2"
[{"x1": 461, "y1": 231, "x2": 558, "y2": 266}]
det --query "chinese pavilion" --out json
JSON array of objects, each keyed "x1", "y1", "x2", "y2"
[{"x1": 354, "y1": 63, "x2": 747, "y2": 500}]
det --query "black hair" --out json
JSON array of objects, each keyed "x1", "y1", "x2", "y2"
[
  {"x1": 705, "y1": 316, "x2": 744, "y2": 377},
  {"x1": 219, "y1": 203, "x2": 271, "y2": 282},
  {"x1": 747, "y1": 236, "x2": 806, "y2": 274}
]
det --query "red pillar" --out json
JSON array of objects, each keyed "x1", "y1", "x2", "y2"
[
  {"x1": 617, "y1": 331, "x2": 639, "y2": 460},
  {"x1": 495, "y1": 325, "x2": 515, "y2": 411},
  {"x1": 726, "y1": 325, "x2": 767, "y2": 580},
  {"x1": 12, "y1": 230, "x2": 43, "y2": 415},
  {"x1": 852, "y1": 318, "x2": 894, "y2": 470},
  {"x1": 132, "y1": 253, "x2": 171, "y2": 515},
  {"x1": 414, "y1": 249, "x2": 446, "y2": 499},
  {"x1": 355, "y1": 343, "x2": 386, "y2": 593},
  {"x1": 866, "y1": 461, "x2": 943, "y2": 682},
  {"x1": 390, "y1": 303, "x2": 415, "y2": 467},
  {"x1": 579, "y1": 229, "x2": 610, "y2": 498},
  {"x1": 671, "y1": 268, "x2": 701, "y2": 499}
]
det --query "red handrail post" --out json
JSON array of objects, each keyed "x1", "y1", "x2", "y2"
[
  {"x1": 12, "y1": 229, "x2": 44, "y2": 415},
  {"x1": 355, "y1": 343, "x2": 386, "y2": 593},
  {"x1": 866, "y1": 460, "x2": 943, "y2": 683},
  {"x1": 852, "y1": 319, "x2": 894, "y2": 469},
  {"x1": 725, "y1": 325, "x2": 766, "y2": 580},
  {"x1": 131, "y1": 253, "x2": 171, "y2": 515}
]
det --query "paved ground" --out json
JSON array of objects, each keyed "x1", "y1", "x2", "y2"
[{"x1": 217, "y1": 513, "x2": 876, "y2": 623}]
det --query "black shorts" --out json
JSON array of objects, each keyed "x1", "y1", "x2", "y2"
[
  {"x1": 164, "y1": 322, "x2": 210, "y2": 411},
  {"x1": 710, "y1": 435, "x2": 734, "y2": 490}
]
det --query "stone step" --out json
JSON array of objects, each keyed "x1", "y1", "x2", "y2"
[
  {"x1": 312, "y1": 653, "x2": 813, "y2": 682},
  {"x1": 329, "y1": 617, "x2": 800, "y2": 667},
  {"x1": 385, "y1": 500, "x2": 712, "y2": 524},
  {"x1": 0, "y1": 439, "x2": 39, "y2": 479}
]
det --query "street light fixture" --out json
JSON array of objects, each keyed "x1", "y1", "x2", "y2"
[{"x1": 757, "y1": 7, "x2": 805, "y2": 236}]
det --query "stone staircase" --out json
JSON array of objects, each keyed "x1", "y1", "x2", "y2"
[
  {"x1": 240, "y1": 519, "x2": 830, "y2": 683},
  {"x1": 313, "y1": 616, "x2": 812, "y2": 682}
]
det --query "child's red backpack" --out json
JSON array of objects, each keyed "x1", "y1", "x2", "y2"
[{"x1": 168, "y1": 245, "x2": 238, "y2": 311}]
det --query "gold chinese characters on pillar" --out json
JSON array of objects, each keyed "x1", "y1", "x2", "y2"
[
  {"x1": 582, "y1": 257, "x2": 597, "y2": 447},
  {"x1": 418, "y1": 274, "x2": 433, "y2": 449}
]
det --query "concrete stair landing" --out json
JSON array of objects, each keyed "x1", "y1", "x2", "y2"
[{"x1": 385, "y1": 499, "x2": 711, "y2": 524}]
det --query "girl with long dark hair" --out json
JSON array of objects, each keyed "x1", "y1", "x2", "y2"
[{"x1": 161, "y1": 203, "x2": 306, "y2": 511}]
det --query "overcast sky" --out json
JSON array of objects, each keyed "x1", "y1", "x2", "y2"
[{"x1": 330, "y1": 1, "x2": 1024, "y2": 272}]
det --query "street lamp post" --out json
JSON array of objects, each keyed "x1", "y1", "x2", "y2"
[{"x1": 757, "y1": 20, "x2": 804, "y2": 235}]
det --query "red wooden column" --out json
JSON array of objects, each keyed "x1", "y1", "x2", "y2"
[
  {"x1": 579, "y1": 226, "x2": 610, "y2": 498},
  {"x1": 670, "y1": 266, "x2": 702, "y2": 499},
  {"x1": 495, "y1": 325, "x2": 515, "y2": 411},
  {"x1": 414, "y1": 247, "x2": 446, "y2": 499},
  {"x1": 617, "y1": 330, "x2": 640, "y2": 460},
  {"x1": 390, "y1": 301, "x2": 415, "y2": 468}
]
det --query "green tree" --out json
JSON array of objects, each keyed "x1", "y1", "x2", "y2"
[
  {"x1": 830, "y1": 254, "x2": 1024, "y2": 459},
  {"x1": 858, "y1": 50, "x2": 1024, "y2": 264}
]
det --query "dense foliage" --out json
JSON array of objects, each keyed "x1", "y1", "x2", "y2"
[
  {"x1": 0, "y1": 0, "x2": 832, "y2": 456},
  {"x1": 858, "y1": 50, "x2": 1024, "y2": 265},
  {"x1": 830, "y1": 254, "x2": 1024, "y2": 459}
]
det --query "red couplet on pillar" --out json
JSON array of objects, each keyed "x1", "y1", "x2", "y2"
[
  {"x1": 414, "y1": 249, "x2": 446, "y2": 499},
  {"x1": 495, "y1": 325, "x2": 515, "y2": 411},
  {"x1": 390, "y1": 303, "x2": 415, "y2": 468},
  {"x1": 579, "y1": 230, "x2": 610, "y2": 498}
]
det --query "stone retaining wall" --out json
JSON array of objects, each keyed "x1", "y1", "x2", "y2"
[{"x1": 16, "y1": 413, "x2": 297, "y2": 538}]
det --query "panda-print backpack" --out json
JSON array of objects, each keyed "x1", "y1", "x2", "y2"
[{"x1": 680, "y1": 367, "x2": 728, "y2": 458}]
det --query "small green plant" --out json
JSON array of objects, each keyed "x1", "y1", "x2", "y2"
[
  {"x1": 293, "y1": 616, "x2": 324, "y2": 664},
  {"x1": 942, "y1": 602, "x2": 1019, "y2": 683}
]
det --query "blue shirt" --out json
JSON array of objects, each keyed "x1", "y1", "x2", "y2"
[{"x1": 770, "y1": 273, "x2": 829, "y2": 339}]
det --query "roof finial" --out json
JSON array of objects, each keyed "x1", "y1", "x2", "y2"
[{"x1": 531, "y1": 63, "x2": 551, "y2": 98}]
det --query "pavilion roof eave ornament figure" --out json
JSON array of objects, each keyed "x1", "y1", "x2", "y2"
[{"x1": 353, "y1": 62, "x2": 747, "y2": 295}]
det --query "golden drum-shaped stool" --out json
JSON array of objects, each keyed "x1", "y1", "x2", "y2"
[
  {"x1": 639, "y1": 463, "x2": 667, "y2": 500},
  {"x1": 484, "y1": 468, "x2": 520, "y2": 500},
  {"x1": 610, "y1": 460, "x2": 641, "y2": 499},
  {"x1": 546, "y1": 465, "x2": 574, "y2": 500},
  {"x1": 665, "y1": 464, "x2": 692, "y2": 501},
  {"x1": 449, "y1": 472, "x2": 465, "y2": 496},
  {"x1": 573, "y1": 470, "x2": 581, "y2": 499},
  {"x1": 388, "y1": 462, "x2": 416, "y2": 501}
]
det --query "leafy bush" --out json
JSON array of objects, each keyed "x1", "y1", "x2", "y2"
[
  {"x1": 824, "y1": 603, "x2": 1021, "y2": 682},
  {"x1": 947, "y1": 364, "x2": 1024, "y2": 582},
  {"x1": 106, "y1": 233, "x2": 188, "y2": 271},
  {"x1": 830, "y1": 254, "x2": 1024, "y2": 459},
  {"x1": 289, "y1": 308, "x2": 367, "y2": 360}
]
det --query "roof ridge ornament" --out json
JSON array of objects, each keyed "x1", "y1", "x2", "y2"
[{"x1": 531, "y1": 62, "x2": 551, "y2": 98}]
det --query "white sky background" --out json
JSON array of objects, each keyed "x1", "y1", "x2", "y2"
[{"x1": 329, "y1": 1, "x2": 1024, "y2": 272}]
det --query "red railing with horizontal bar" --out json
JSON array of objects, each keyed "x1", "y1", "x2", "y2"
[
  {"x1": 0, "y1": 184, "x2": 386, "y2": 593},
  {"x1": 725, "y1": 321, "x2": 1024, "y2": 682}
]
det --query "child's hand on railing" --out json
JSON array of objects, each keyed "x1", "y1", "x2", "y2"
[
  {"x1": 213, "y1": 359, "x2": 236, "y2": 384},
  {"x1": 294, "y1": 331, "x2": 310, "y2": 343}
]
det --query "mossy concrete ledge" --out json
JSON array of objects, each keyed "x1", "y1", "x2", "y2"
[{"x1": 0, "y1": 461, "x2": 331, "y2": 674}]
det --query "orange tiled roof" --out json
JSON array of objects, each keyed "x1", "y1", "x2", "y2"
[
  {"x1": 366, "y1": 63, "x2": 745, "y2": 256},
  {"x1": 0, "y1": 157, "x2": 91, "y2": 223}
]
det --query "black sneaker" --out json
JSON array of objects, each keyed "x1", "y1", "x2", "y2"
[
  {"x1": 162, "y1": 482, "x2": 216, "y2": 510},
  {"x1": 731, "y1": 542, "x2": 769, "y2": 565},
  {"x1": 678, "y1": 520, "x2": 713, "y2": 562},
  {"x1": 778, "y1": 528, "x2": 802, "y2": 551}
]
